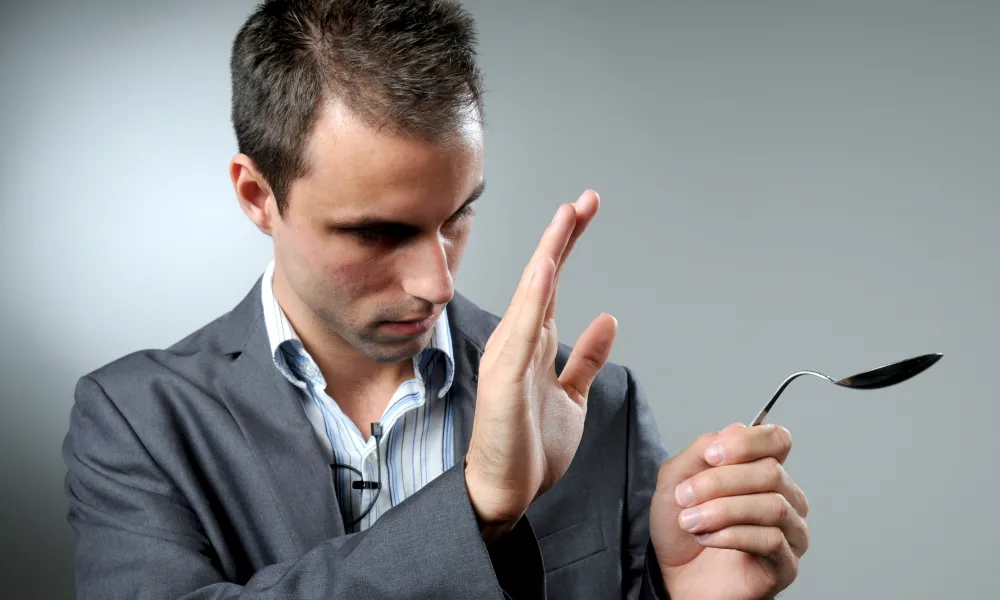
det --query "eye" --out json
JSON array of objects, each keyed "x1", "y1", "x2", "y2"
[
  {"x1": 350, "y1": 227, "x2": 392, "y2": 244},
  {"x1": 346, "y1": 225, "x2": 417, "y2": 245},
  {"x1": 447, "y1": 203, "x2": 476, "y2": 224},
  {"x1": 351, "y1": 229, "x2": 383, "y2": 243}
]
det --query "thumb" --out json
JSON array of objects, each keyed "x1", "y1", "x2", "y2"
[{"x1": 559, "y1": 313, "x2": 618, "y2": 405}]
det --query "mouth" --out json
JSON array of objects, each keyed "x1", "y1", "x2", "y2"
[{"x1": 377, "y1": 312, "x2": 439, "y2": 337}]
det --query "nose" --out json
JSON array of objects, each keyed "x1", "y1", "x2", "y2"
[{"x1": 400, "y1": 234, "x2": 454, "y2": 306}]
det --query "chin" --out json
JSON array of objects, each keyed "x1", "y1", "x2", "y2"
[{"x1": 358, "y1": 331, "x2": 433, "y2": 364}]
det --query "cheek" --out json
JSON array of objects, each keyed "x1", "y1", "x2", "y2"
[
  {"x1": 320, "y1": 250, "x2": 396, "y2": 296},
  {"x1": 324, "y1": 260, "x2": 370, "y2": 290},
  {"x1": 279, "y1": 226, "x2": 393, "y2": 297}
]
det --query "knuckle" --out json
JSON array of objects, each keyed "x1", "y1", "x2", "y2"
[
  {"x1": 581, "y1": 353, "x2": 603, "y2": 374},
  {"x1": 762, "y1": 527, "x2": 785, "y2": 554},
  {"x1": 719, "y1": 432, "x2": 743, "y2": 461},
  {"x1": 770, "y1": 493, "x2": 791, "y2": 524},
  {"x1": 698, "y1": 470, "x2": 721, "y2": 498},
  {"x1": 771, "y1": 424, "x2": 792, "y2": 452},
  {"x1": 787, "y1": 557, "x2": 800, "y2": 582},
  {"x1": 761, "y1": 456, "x2": 784, "y2": 487}
]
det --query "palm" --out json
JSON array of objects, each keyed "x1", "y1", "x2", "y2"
[
  {"x1": 477, "y1": 318, "x2": 586, "y2": 511},
  {"x1": 533, "y1": 322, "x2": 586, "y2": 493}
]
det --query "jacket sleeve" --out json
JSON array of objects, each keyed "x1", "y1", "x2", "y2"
[
  {"x1": 62, "y1": 375, "x2": 544, "y2": 600},
  {"x1": 619, "y1": 366, "x2": 673, "y2": 600}
]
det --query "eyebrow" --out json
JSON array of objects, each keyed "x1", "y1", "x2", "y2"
[{"x1": 330, "y1": 180, "x2": 486, "y2": 230}]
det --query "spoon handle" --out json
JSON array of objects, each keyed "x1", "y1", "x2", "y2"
[{"x1": 751, "y1": 370, "x2": 834, "y2": 426}]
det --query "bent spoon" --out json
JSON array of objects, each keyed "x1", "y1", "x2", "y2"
[{"x1": 751, "y1": 353, "x2": 943, "y2": 426}]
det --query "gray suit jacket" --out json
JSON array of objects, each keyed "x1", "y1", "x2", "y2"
[{"x1": 62, "y1": 279, "x2": 672, "y2": 599}]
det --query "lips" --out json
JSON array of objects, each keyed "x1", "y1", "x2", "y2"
[
  {"x1": 394, "y1": 315, "x2": 434, "y2": 323},
  {"x1": 378, "y1": 311, "x2": 439, "y2": 336}
]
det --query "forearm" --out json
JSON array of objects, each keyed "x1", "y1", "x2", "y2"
[
  {"x1": 68, "y1": 466, "x2": 541, "y2": 599},
  {"x1": 64, "y1": 376, "x2": 544, "y2": 600}
]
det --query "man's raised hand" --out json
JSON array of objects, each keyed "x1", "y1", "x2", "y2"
[{"x1": 464, "y1": 189, "x2": 619, "y2": 541}]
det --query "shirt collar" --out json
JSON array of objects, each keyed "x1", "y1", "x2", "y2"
[{"x1": 259, "y1": 260, "x2": 455, "y2": 398}]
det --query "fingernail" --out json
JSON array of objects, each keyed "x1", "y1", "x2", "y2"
[
  {"x1": 705, "y1": 443, "x2": 724, "y2": 465},
  {"x1": 679, "y1": 508, "x2": 700, "y2": 531},
  {"x1": 674, "y1": 482, "x2": 694, "y2": 507}
]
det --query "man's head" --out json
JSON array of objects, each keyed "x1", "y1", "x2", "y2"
[{"x1": 228, "y1": 0, "x2": 485, "y2": 364}]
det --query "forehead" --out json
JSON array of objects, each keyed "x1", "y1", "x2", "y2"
[{"x1": 290, "y1": 101, "x2": 484, "y2": 218}]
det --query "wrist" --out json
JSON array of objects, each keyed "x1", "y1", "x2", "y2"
[{"x1": 464, "y1": 454, "x2": 521, "y2": 545}]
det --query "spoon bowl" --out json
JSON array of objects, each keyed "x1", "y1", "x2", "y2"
[{"x1": 751, "y1": 353, "x2": 943, "y2": 426}]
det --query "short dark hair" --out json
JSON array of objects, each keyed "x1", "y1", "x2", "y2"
[{"x1": 230, "y1": 0, "x2": 485, "y2": 215}]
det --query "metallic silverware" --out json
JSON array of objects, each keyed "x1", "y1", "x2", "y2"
[{"x1": 751, "y1": 353, "x2": 943, "y2": 426}]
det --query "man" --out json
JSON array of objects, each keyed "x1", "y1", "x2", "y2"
[{"x1": 62, "y1": 1, "x2": 810, "y2": 598}]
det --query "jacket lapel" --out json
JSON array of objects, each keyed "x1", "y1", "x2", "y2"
[
  {"x1": 445, "y1": 293, "x2": 493, "y2": 466},
  {"x1": 215, "y1": 280, "x2": 345, "y2": 554},
  {"x1": 210, "y1": 284, "x2": 495, "y2": 553}
]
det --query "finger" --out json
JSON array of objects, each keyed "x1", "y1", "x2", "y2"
[
  {"x1": 655, "y1": 424, "x2": 754, "y2": 509},
  {"x1": 500, "y1": 255, "x2": 557, "y2": 373},
  {"x1": 559, "y1": 313, "x2": 618, "y2": 405},
  {"x1": 696, "y1": 422, "x2": 808, "y2": 517},
  {"x1": 674, "y1": 457, "x2": 804, "y2": 514},
  {"x1": 705, "y1": 422, "x2": 793, "y2": 467},
  {"x1": 695, "y1": 525, "x2": 799, "y2": 588},
  {"x1": 545, "y1": 190, "x2": 600, "y2": 322},
  {"x1": 677, "y1": 493, "x2": 810, "y2": 557},
  {"x1": 491, "y1": 203, "x2": 575, "y2": 355},
  {"x1": 516, "y1": 202, "x2": 577, "y2": 310},
  {"x1": 656, "y1": 426, "x2": 726, "y2": 498},
  {"x1": 501, "y1": 202, "x2": 575, "y2": 320}
]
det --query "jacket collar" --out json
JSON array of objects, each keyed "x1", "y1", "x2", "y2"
[{"x1": 214, "y1": 278, "x2": 494, "y2": 550}]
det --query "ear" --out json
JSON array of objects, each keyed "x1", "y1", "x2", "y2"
[{"x1": 230, "y1": 153, "x2": 277, "y2": 235}]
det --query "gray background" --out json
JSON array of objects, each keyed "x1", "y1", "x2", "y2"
[{"x1": 1, "y1": 0, "x2": 997, "y2": 598}]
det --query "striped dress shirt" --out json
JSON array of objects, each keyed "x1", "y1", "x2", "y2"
[{"x1": 259, "y1": 260, "x2": 457, "y2": 532}]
